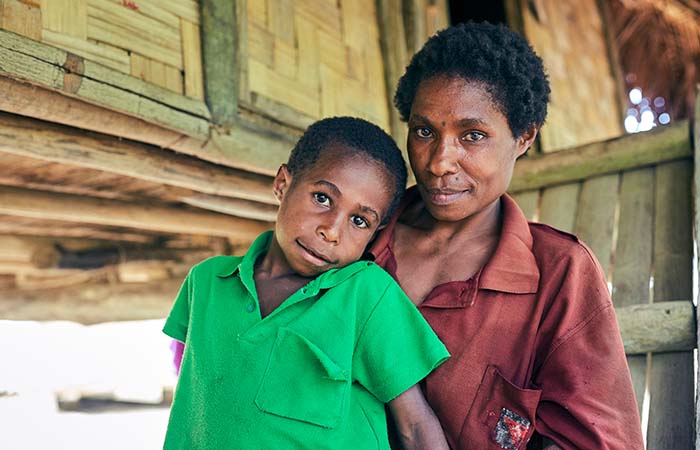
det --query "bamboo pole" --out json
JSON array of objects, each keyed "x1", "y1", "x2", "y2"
[
  {"x1": 616, "y1": 301, "x2": 696, "y2": 355},
  {"x1": 510, "y1": 120, "x2": 691, "y2": 192}
]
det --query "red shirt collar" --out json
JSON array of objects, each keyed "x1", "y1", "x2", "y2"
[{"x1": 368, "y1": 186, "x2": 540, "y2": 295}]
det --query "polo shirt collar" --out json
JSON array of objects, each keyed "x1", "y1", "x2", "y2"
[
  {"x1": 215, "y1": 230, "x2": 371, "y2": 297},
  {"x1": 367, "y1": 187, "x2": 540, "y2": 295},
  {"x1": 215, "y1": 230, "x2": 272, "y2": 279},
  {"x1": 479, "y1": 194, "x2": 539, "y2": 294}
]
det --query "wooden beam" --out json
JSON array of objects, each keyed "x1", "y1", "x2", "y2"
[
  {"x1": 0, "y1": 110, "x2": 277, "y2": 204},
  {"x1": 510, "y1": 120, "x2": 691, "y2": 193},
  {"x1": 0, "y1": 186, "x2": 273, "y2": 240},
  {"x1": 181, "y1": 194, "x2": 277, "y2": 222},
  {"x1": 0, "y1": 235, "x2": 60, "y2": 268},
  {"x1": 0, "y1": 37, "x2": 296, "y2": 176},
  {"x1": 617, "y1": 301, "x2": 696, "y2": 355},
  {"x1": 0, "y1": 278, "x2": 182, "y2": 324}
]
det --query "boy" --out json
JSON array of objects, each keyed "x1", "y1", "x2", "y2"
[{"x1": 163, "y1": 117, "x2": 450, "y2": 449}]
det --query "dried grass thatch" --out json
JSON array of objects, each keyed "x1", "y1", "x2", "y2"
[{"x1": 610, "y1": 0, "x2": 700, "y2": 119}]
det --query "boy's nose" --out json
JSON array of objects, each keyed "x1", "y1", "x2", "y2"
[{"x1": 317, "y1": 216, "x2": 341, "y2": 244}]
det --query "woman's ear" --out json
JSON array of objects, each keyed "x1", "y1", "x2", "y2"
[
  {"x1": 516, "y1": 124, "x2": 539, "y2": 157},
  {"x1": 273, "y1": 164, "x2": 293, "y2": 203}
]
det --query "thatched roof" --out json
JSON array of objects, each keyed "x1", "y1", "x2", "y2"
[{"x1": 610, "y1": 0, "x2": 700, "y2": 120}]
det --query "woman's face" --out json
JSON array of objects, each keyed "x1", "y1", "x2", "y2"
[{"x1": 407, "y1": 76, "x2": 536, "y2": 223}]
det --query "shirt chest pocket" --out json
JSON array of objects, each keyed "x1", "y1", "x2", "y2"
[
  {"x1": 255, "y1": 327, "x2": 350, "y2": 429},
  {"x1": 460, "y1": 365, "x2": 541, "y2": 450}
]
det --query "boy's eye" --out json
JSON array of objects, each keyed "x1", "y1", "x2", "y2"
[
  {"x1": 414, "y1": 127, "x2": 433, "y2": 138},
  {"x1": 351, "y1": 215, "x2": 369, "y2": 229},
  {"x1": 313, "y1": 192, "x2": 330, "y2": 206},
  {"x1": 463, "y1": 131, "x2": 485, "y2": 142}
]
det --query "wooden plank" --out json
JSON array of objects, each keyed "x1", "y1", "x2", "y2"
[
  {"x1": 295, "y1": 0, "x2": 342, "y2": 36},
  {"x1": 42, "y1": 29, "x2": 131, "y2": 72},
  {"x1": 0, "y1": 186, "x2": 273, "y2": 240},
  {"x1": 0, "y1": 0, "x2": 41, "y2": 40},
  {"x1": 617, "y1": 301, "x2": 695, "y2": 354},
  {"x1": 647, "y1": 160, "x2": 694, "y2": 450},
  {"x1": 538, "y1": 183, "x2": 580, "y2": 232},
  {"x1": 573, "y1": 174, "x2": 619, "y2": 276},
  {"x1": 138, "y1": 0, "x2": 200, "y2": 25},
  {"x1": 511, "y1": 190, "x2": 539, "y2": 221},
  {"x1": 130, "y1": 53, "x2": 183, "y2": 94},
  {"x1": 612, "y1": 167, "x2": 654, "y2": 416},
  {"x1": 40, "y1": 0, "x2": 87, "y2": 39},
  {"x1": 200, "y1": 0, "x2": 239, "y2": 126},
  {"x1": 510, "y1": 120, "x2": 691, "y2": 192},
  {"x1": 181, "y1": 19, "x2": 204, "y2": 100},
  {"x1": 0, "y1": 110, "x2": 277, "y2": 204},
  {"x1": 0, "y1": 278, "x2": 183, "y2": 323},
  {"x1": 102, "y1": 0, "x2": 182, "y2": 30}
]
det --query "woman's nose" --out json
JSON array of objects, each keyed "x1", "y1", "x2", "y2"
[{"x1": 427, "y1": 138, "x2": 460, "y2": 177}]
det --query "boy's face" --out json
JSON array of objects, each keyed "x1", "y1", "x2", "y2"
[{"x1": 272, "y1": 146, "x2": 394, "y2": 277}]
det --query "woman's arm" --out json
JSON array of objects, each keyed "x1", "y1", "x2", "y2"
[{"x1": 388, "y1": 384, "x2": 450, "y2": 450}]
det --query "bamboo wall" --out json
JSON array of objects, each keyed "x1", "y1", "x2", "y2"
[
  {"x1": 242, "y1": 0, "x2": 391, "y2": 130},
  {"x1": 0, "y1": 0, "x2": 204, "y2": 99},
  {"x1": 521, "y1": 0, "x2": 623, "y2": 151}
]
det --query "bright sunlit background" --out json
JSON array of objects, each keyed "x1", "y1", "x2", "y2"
[{"x1": 0, "y1": 319, "x2": 176, "y2": 450}]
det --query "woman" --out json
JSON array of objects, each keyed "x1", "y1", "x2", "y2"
[{"x1": 367, "y1": 22, "x2": 644, "y2": 450}]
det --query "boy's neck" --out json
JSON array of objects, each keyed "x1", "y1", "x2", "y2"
[{"x1": 253, "y1": 234, "x2": 314, "y2": 318}]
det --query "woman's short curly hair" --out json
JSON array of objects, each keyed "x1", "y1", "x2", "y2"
[{"x1": 394, "y1": 22, "x2": 550, "y2": 138}]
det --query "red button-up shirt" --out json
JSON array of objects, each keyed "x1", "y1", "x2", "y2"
[{"x1": 368, "y1": 188, "x2": 644, "y2": 450}]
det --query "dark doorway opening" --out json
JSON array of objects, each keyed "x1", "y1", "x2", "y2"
[{"x1": 449, "y1": 1, "x2": 507, "y2": 26}]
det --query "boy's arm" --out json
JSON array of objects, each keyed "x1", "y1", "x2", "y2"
[{"x1": 388, "y1": 385, "x2": 449, "y2": 450}]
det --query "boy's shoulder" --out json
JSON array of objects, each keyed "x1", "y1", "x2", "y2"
[{"x1": 190, "y1": 254, "x2": 244, "y2": 277}]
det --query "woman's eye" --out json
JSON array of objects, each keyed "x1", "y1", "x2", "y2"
[
  {"x1": 351, "y1": 215, "x2": 369, "y2": 229},
  {"x1": 313, "y1": 193, "x2": 330, "y2": 206},
  {"x1": 463, "y1": 131, "x2": 485, "y2": 142},
  {"x1": 414, "y1": 127, "x2": 433, "y2": 138}
]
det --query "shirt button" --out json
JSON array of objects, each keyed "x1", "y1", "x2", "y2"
[{"x1": 246, "y1": 303, "x2": 255, "y2": 313}]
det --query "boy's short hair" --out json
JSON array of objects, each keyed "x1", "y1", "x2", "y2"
[
  {"x1": 394, "y1": 22, "x2": 551, "y2": 138},
  {"x1": 287, "y1": 117, "x2": 407, "y2": 224}
]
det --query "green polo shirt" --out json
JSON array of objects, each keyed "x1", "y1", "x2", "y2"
[{"x1": 162, "y1": 231, "x2": 449, "y2": 450}]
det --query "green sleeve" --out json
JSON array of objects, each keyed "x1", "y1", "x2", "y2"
[
  {"x1": 162, "y1": 269, "x2": 192, "y2": 342},
  {"x1": 352, "y1": 278, "x2": 450, "y2": 403}
]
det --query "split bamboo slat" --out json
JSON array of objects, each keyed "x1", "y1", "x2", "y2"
[
  {"x1": 573, "y1": 174, "x2": 618, "y2": 276},
  {"x1": 612, "y1": 168, "x2": 655, "y2": 417},
  {"x1": 1, "y1": 0, "x2": 204, "y2": 97},
  {"x1": 647, "y1": 160, "x2": 694, "y2": 449},
  {"x1": 242, "y1": 0, "x2": 391, "y2": 130},
  {"x1": 511, "y1": 190, "x2": 539, "y2": 221},
  {"x1": 537, "y1": 183, "x2": 580, "y2": 232}
]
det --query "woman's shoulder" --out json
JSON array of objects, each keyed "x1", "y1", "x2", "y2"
[{"x1": 528, "y1": 222, "x2": 600, "y2": 267}]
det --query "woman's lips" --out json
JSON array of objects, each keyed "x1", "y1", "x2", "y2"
[{"x1": 426, "y1": 188, "x2": 470, "y2": 206}]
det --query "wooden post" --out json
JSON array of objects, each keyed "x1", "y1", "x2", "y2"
[{"x1": 200, "y1": 0, "x2": 239, "y2": 127}]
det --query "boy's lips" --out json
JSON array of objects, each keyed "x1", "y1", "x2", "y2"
[{"x1": 296, "y1": 240, "x2": 336, "y2": 265}]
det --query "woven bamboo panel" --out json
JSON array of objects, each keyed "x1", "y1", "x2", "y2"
[
  {"x1": 522, "y1": 0, "x2": 623, "y2": 152},
  {"x1": 244, "y1": 0, "x2": 391, "y2": 130},
  {"x1": 0, "y1": 0, "x2": 203, "y2": 99}
]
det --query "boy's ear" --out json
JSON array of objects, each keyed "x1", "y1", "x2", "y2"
[{"x1": 273, "y1": 164, "x2": 293, "y2": 202}]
